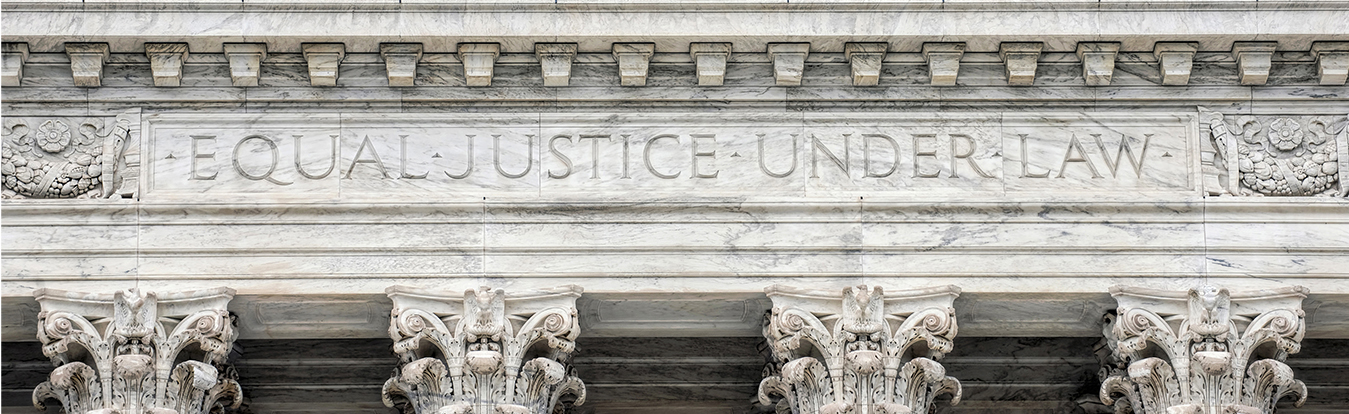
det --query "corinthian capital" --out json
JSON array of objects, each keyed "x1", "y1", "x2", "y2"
[
  {"x1": 1100, "y1": 284, "x2": 1310, "y2": 414},
  {"x1": 31, "y1": 287, "x2": 241, "y2": 414},
  {"x1": 759, "y1": 284, "x2": 962, "y2": 414},
  {"x1": 383, "y1": 285, "x2": 586, "y2": 414}
]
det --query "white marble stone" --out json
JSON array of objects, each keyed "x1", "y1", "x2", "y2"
[
  {"x1": 63, "y1": 42, "x2": 108, "y2": 87},
  {"x1": 1232, "y1": 41, "x2": 1276, "y2": 86},
  {"x1": 689, "y1": 42, "x2": 730, "y2": 86},
  {"x1": 612, "y1": 43, "x2": 654, "y2": 87},
  {"x1": 222, "y1": 43, "x2": 266, "y2": 87},
  {"x1": 378, "y1": 43, "x2": 421, "y2": 87},
  {"x1": 1076, "y1": 42, "x2": 1119, "y2": 86},
  {"x1": 1312, "y1": 41, "x2": 1349, "y2": 85},
  {"x1": 999, "y1": 42, "x2": 1042, "y2": 86},
  {"x1": 145, "y1": 42, "x2": 189, "y2": 87},
  {"x1": 843, "y1": 42, "x2": 886, "y2": 86},
  {"x1": 922, "y1": 42, "x2": 965, "y2": 86},
  {"x1": 301, "y1": 43, "x2": 345, "y2": 86},
  {"x1": 536, "y1": 43, "x2": 577, "y2": 87},
  {"x1": 767, "y1": 43, "x2": 809, "y2": 86},
  {"x1": 457, "y1": 42, "x2": 499, "y2": 87},
  {"x1": 1, "y1": 42, "x2": 29, "y2": 86},
  {"x1": 1154, "y1": 42, "x2": 1198, "y2": 86}
]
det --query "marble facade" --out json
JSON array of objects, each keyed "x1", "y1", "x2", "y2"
[{"x1": 2, "y1": 1, "x2": 1348, "y2": 413}]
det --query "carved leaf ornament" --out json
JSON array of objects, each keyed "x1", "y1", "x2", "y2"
[
  {"x1": 759, "y1": 285, "x2": 963, "y2": 414},
  {"x1": 2, "y1": 113, "x2": 139, "y2": 199},
  {"x1": 1205, "y1": 111, "x2": 1348, "y2": 197},
  {"x1": 31, "y1": 287, "x2": 242, "y2": 414},
  {"x1": 1100, "y1": 284, "x2": 1309, "y2": 414},
  {"x1": 383, "y1": 286, "x2": 586, "y2": 414}
]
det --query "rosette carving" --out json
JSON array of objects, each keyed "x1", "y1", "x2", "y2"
[
  {"x1": 759, "y1": 285, "x2": 962, "y2": 414},
  {"x1": 2, "y1": 110, "x2": 140, "y2": 199},
  {"x1": 30, "y1": 287, "x2": 241, "y2": 414},
  {"x1": 383, "y1": 285, "x2": 586, "y2": 414},
  {"x1": 1204, "y1": 110, "x2": 1348, "y2": 197},
  {"x1": 1100, "y1": 284, "x2": 1309, "y2": 414}
]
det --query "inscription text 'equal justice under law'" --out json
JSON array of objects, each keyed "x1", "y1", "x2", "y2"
[{"x1": 184, "y1": 131, "x2": 1157, "y2": 184}]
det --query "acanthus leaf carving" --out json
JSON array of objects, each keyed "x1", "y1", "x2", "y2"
[
  {"x1": 383, "y1": 285, "x2": 586, "y2": 414},
  {"x1": 1100, "y1": 284, "x2": 1309, "y2": 414},
  {"x1": 2, "y1": 110, "x2": 141, "y2": 199},
  {"x1": 759, "y1": 284, "x2": 962, "y2": 414},
  {"x1": 31, "y1": 287, "x2": 241, "y2": 414}
]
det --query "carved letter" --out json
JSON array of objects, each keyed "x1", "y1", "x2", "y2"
[
  {"x1": 445, "y1": 135, "x2": 474, "y2": 180},
  {"x1": 493, "y1": 134, "x2": 533, "y2": 179},
  {"x1": 644, "y1": 134, "x2": 681, "y2": 179},
  {"x1": 912, "y1": 134, "x2": 941, "y2": 178},
  {"x1": 548, "y1": 134, "x2": 574, "y2": 179},
  {"x1": 578, "y1": 134, "x2": 611, "y2": 179},
  {"x1": 190, "y1": 135, "x2": 218, "y2": 180},
  {"x1": 399, "y1": 135, "x2": 428, "y2": 179},
  {"x1": 345, "y1": 135, "x2": 391, "y2": 179},
  {"x1": 949, "y1": 134, "x2": 995, "y2": 178},
  {"x1": 620, "y1": 134, "x2": 632, "y2": 179},
  {"x1": 1093, "y1": 133, "x2": 1151, "y2": 178},
  {"x1": 232, "y1": 135, "x2": 292, "y2": 185},
  {"x1": 810, "y1": 134, "x2": 849, "y2": 178},
  {"x1": 758, "y1": 133, "x2": 797, "y2": 178},
  {"x1": 1018, "y1": 134, "x2": 1050, "y2": 178},
  {"x1": 1057, "y1": 135, "x2": 1103, "y2": 178},
  {"x1": 691, "y1": 133, "x2": 719, "y2": 179},
  {"x1": 861, "y1": 134, "x2": 900, "y2": 178},
  {"x1": 294, "y1": 134, "x2": 337, "y2": 180}
]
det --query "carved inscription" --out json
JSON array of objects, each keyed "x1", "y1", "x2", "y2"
[{"x1": 145, "y1": 113, "x2": 1194, "y2": 198}]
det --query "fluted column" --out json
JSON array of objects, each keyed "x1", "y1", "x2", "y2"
[
  {"x1": 1100, "y1": 284, "x2": 1309, "y2": 414},
  {"x1": 31, "y1": 287, "x2": 242, "y2": 414},
  {"x1": 383, "y1": 285, "x2": 586, "y2": 414},
  {"x1": 759, "y1": 285, "x2": 963, "y2": 414}
]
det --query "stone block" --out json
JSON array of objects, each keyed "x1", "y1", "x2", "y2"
[
  {"x1": 689, "y1": 42, "x2": 731, "y2": 86},
  {"x1": 64, "y1": 42, "x2": 109, "y2": 88},
  {"x1": 922, "y1": 42, "x2": 966, "y2": 86},
  {"x1": 1, "y1": 42, "x2": 28, "y2": 87},
  {"x1": 844, "y1": 42, "x2": 887, "y2": 86},
  {"x1": 1153, "y1": 42, "x2": 1198, "y2": 86},
  {"x1": 1076, "y1": 42, "x2": 1120, "y2": 86},
  {"x1": 301, "y1": 43, "x2": 345, "y2": 87},
  {"x1": 458, "y1": 43, "x2": 499, "y2": 87},
  {"x1": 145, "y1": 43, "x2": 189, "y2": 87},
  {"x1": 536, "y1": 43, "x2": 578, "y2": 87},
  {"x1": 767, "y1": 43, "x2": 809, "y2": 86},
  {"x1": 379, "y1": 43, "x2": 422, "y2": 87},
  {"x1": 222, "y1": 43, "x2": 266, "y2": 87},
  {"x1": 999, "y1": 42, "x2": 1042, "y2": 86},
  {"x1": 1311, "y1": 41, "x2": 1349, "y2": 85}
]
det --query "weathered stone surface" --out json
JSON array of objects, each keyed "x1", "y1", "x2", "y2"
[
  {"x1": 383, "y1": 285, "x2": 585, "y2": 414},
  {"x1": 144, "y1": 42, "x2": 189, "y2": 87},
  {"x1": 30, "y1": 287, "x2": 242, "y2": 414},
  {"x1": 379, "y1": 43, "x2": 422, "y2": 87},
  {"x1": 1100, "y1": 285, "x2": 1310, "y2": 414}
]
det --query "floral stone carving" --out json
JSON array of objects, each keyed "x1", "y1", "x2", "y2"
[
  {"x1": 31, "y1": 287, "x2": 242, "y2": 414},
  {"x1": 1100, "y1": 284, "x2": 1309, "y2": 414},
  {"x1": 1204, "y1": 110, "x2": 1348, "y2": 196},
  {"x1": 383, "y1": 285, "x2": 586, "y2": 414},
  {"x1": 2, "y1": 110, "x2": 141, "y2": 199},
  {"x1": 759, "y1": 285, "x2": 962, "y2": 414}
]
